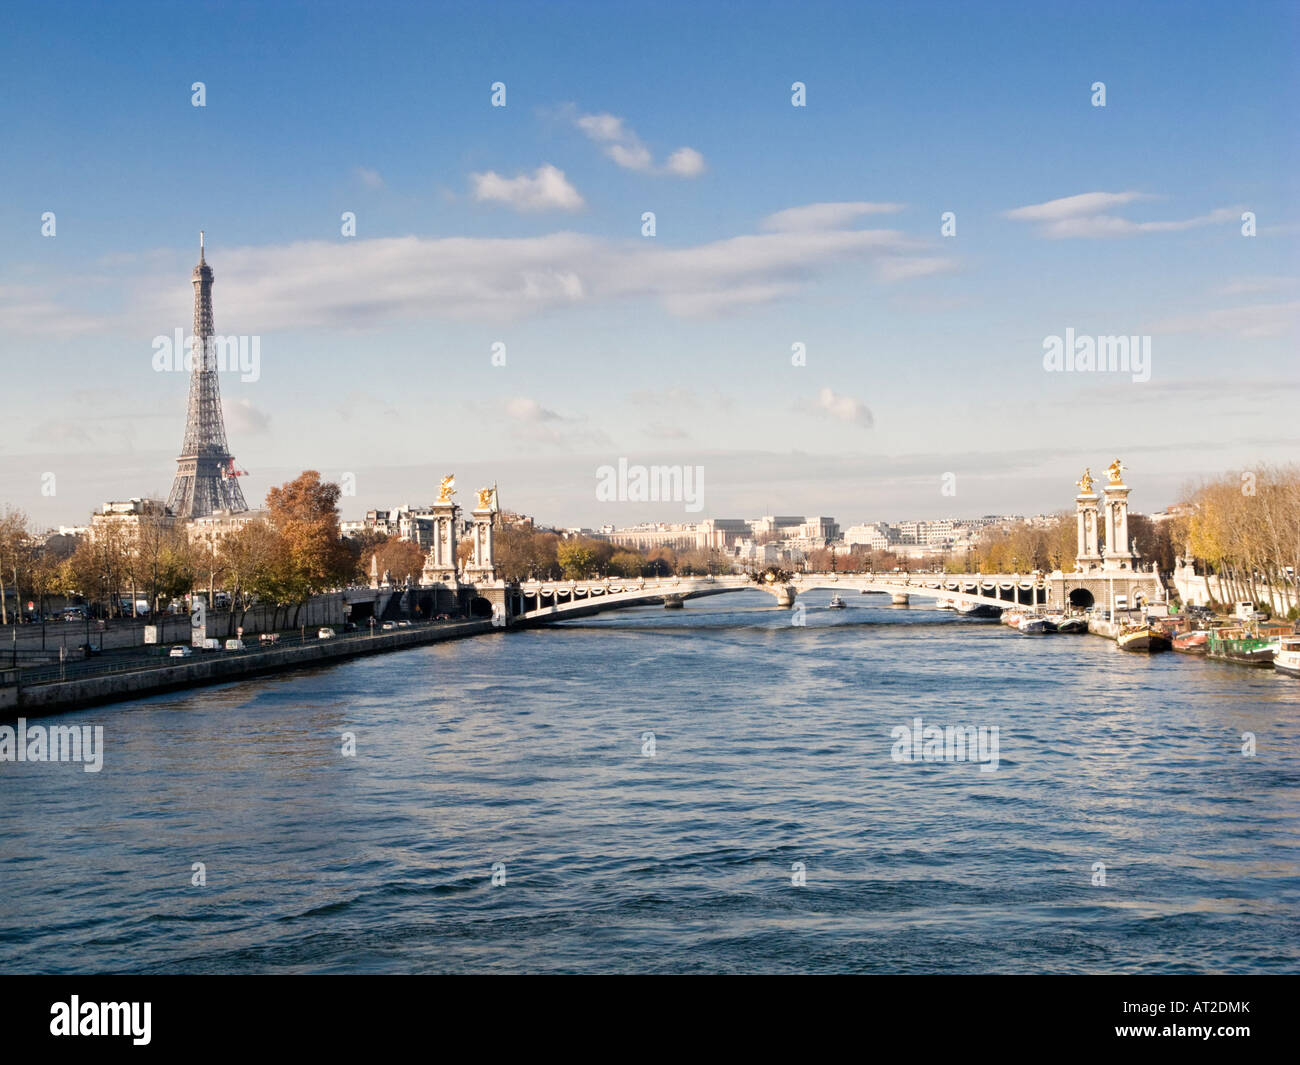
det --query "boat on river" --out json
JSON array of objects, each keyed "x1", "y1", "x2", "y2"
[
  {"x1": 1172, "y1": 630, "x2": 1209, "y2": 655},
  {"x1": 1117, "y1": 623, "x2": 1172, "y2": 652},
  {"x1": 1018, "y1": 615, "x2": 1050, "y2": 635},
  {"x1": 1053, "y1": 615, "x2": 1088, "y2": 635},
  {"x1": 1275, "y1": 635, "x2": 1300, "y2": 678},
  {"x1": 1206, "y1": 627, "x2": 1277, "y2": 667},
  {"x1": 827, "y1": 594, "x2": 846, "y2": 609},
  {"x1": 957, "y1": 601, "x2": 1002, "y2": 619}
]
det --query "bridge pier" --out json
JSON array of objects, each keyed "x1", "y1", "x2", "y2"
[
  {"x1": 892, "y1": 593, "x2": 910, "y2": 605},
  {"x1": 773, "y1": 585, "x2": 797, "y2": 608},
  {"x1": 663, "y1": 594, "x2": 684, "y2": 609}
]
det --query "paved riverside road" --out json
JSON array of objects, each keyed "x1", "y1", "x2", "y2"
[{"x1": 10, "y1": 620, "x2": 466, "y2": 687}]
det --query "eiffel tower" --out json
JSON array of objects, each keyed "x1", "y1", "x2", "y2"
[{"x1": 166, "y1": 232, "x2": 249, "y2": 518}]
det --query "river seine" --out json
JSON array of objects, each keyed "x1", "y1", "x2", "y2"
[{"x1": 2, "y1": 593, "x2": 1297, "y2": 973}]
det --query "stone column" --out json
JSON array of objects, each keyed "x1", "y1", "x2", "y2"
[
  {"x1": 463, "y1": 503, "x2": 497, "y2": 582},
  {"x1": 1102, "y1": 479, "x2": 1135, "y2": 572},
  {"x1": 1076, "y1": 490, "x2": 1102, "y2": 571},
  {"x1": 421, "y1": 500, "x2": 459, "y2": 584}
]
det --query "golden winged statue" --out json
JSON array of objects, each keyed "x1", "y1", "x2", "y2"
[
  {"x1": 437, "y1": 474, "x2": 456, "y2": 503},
  {"x1": 477, "y1": 487, "x2": 495, "y2": 510},
  {"x1": 1076, "y1": 468, "x2": 1094, "y2": 495},
  {"x1": 1107, "y1": 459, "x2": 1126, "y2": 485}
]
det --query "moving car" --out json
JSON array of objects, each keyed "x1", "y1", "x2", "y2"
[
  {"x1": 168, "y1": 645, "x2": 194, "y2": 658},
  {"x1": 224, "y1": 639, "x2": 246, "y2": 651},
  {"x1": 317, "y1": 627, "x2": 336, "y2": 639}
]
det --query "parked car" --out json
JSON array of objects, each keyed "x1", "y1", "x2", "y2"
[
  {"x1": 169, "y1": 645, "x2": 194, "y2": 658},
  {"x1": 317, "y1": 627, "x2": 336, "y2": 639}
]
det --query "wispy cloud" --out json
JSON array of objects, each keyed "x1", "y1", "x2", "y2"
[
  {"x1": 762, "y1": 202, "x2": 905, "y2": 232},
  {"x1": 227, "y1": 397, "x2": 273, "y2": 434},
  {"x1": 1006, "y1": 191, "x2": 1237, "y2": 239},
  {"x1": 500, "y1": 395, "x2": 609, "y2": 449},
  {"x1": 505, "y1": 396, "x2": 561, "y2": 422},
  {"x1": 808, "y1": 386, "x2": 874, "y2": 428},
  {"x1": 874, "y1": 256, "x2": 959, "y2": 282},
  {"x1": 470, "y1": 164, "x2": 585, "y2": 212},
  {"x1": 570, "y1": 107, "x2": 706, "y2": 177},
  {"x1": 354, "y1": 167, "x2": 385, "y2": 190},
  {"x1": 1005, "y1": 192, "x2": 1153, "y2": 222},
  {"x1": 6, "y1": 206, "x2": 948, "y2": 334}
]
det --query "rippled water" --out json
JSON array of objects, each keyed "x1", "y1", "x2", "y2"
[{"x1": 2, "y1": 593, "x2": 1298, "y2": 973}]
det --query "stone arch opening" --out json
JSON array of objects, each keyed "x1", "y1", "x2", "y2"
[
  {"x1": 469, "y1": 596, "x2": 494, "y2": 619},
  {"x1": 1068, "y1": 588, "x2": 1095, "y2": 609}
]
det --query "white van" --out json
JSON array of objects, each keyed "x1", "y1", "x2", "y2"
[{"x1": 224, "y1": 638, "x2": 246, "y2": 651}]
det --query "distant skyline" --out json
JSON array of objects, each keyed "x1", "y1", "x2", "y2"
[{"x1": 2, "y1": 0, "x2": 1297, "y2": 529}]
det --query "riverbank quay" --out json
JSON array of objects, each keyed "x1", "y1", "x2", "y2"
[
  {"x1": 0, "y1": 589, "x2": 383, "y2": 663},
  {"x1": 0, "y1": 619, "x2": 497, "y2": 720}
]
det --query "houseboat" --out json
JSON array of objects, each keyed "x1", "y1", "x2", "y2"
[
  {"x1": 1207, "y1": 627, "x2": 1277, "y2": 667},
  {"x1": 1275, "y1": 635, "x2": 1300, "y2": 678}
]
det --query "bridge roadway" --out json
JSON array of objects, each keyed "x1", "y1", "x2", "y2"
[{"x1": 510, "y1": 572, "x2": 1048, "y2": 623}]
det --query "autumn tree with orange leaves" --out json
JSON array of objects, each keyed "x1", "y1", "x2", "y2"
[{"x1": 250, "y1": 471, "x2": 355, "y2": 625}]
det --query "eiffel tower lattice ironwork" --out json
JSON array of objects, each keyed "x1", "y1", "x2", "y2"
[{"x1": 166, "y1": 232, "x2": 249, "y2": 518}]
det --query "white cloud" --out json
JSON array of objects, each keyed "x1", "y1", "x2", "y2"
[
  {"x1": 814, "y1": 387, "x2": 873, "y2": 428},
  {"x1": 1005, "y1": 192, "x2": 1151, "y2": 222},
  {"x1": 354, "y1": 167, "x2": 385, "y2": 190},
  {"x1": 762, "y1": 202, "x2": 905, "y2": 232},
  {"x1": 3, "y1": 206, "x2": 948, "y2": 336},
  {"x1": 874, "y1": 256, "x2": 960, "y2": 282},
  {"x1": 664, "y1": 147, "x2": 706, "y2": 177},
  {"x1": 227, "y1": 397, "x2": 272, "y2": 434},
  {"x1": 498, "y1": 396, "x2": 610, "y2": 449},
  {"x1": 505, "y1": 396, "x2": 561, "y2": 422},
  {"x1": 470, "y1": 164, "x2": 585, "y2": 212},
  {"x1": 1005, "y1": 191, "x2": 1237, "y2": 239},
  {"x1": 571, "y1": 108, "x2": 706, "y2": 178}
]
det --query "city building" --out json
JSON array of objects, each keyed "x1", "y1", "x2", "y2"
[
  {"x1": 185, "y1": 509, "x2": 269, "y2": 545},
  {"x1": 88, "y1": 498, "x2": 175, "y2": 542}
]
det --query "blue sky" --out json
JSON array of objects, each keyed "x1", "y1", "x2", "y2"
[{"x1": 2, "y1": 0, "x2": 1297, "y2": 528}]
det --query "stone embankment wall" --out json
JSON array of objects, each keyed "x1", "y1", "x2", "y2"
[{"x1": 6, "y1": 619, "x2": 496, "y2": 719}]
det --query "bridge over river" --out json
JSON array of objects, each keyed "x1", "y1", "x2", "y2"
[{"x1": 505, "y1": 569, "x2": 1166, "y2": 624}]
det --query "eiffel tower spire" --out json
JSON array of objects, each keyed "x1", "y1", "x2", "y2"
[{"x1": 166, "y1": 232, "x2": 249, "y2": 518}]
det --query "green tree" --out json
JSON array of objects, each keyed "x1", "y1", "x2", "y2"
[
  {"x1": 556, "y1": 541, "x2": 598, "y2": 579},
  {"x1": 607, "y1": 551, "x2": 645, "y2": 577}
]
